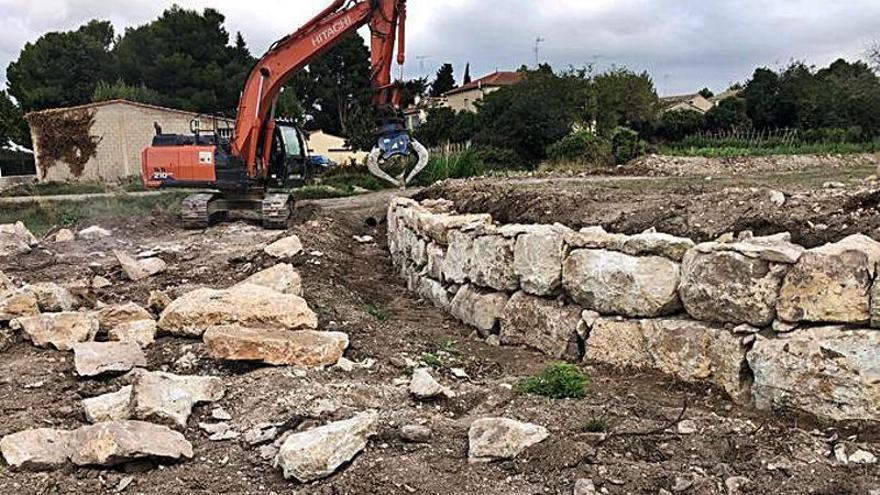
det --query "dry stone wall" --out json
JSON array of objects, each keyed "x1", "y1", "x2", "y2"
[{"x1": 388, "y1": 197, "x2": 880, "y2": 422}]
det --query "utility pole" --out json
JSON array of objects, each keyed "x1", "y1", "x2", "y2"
[{"x1": 534, "y1": 37, "x2": 546, "y2": 68}]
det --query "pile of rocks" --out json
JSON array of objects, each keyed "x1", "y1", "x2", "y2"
[
  {"x1": 389, "y1": 197, "x2": 880, "y2": 421},
  {"x1": 1, "y1": 233, "x2": 353, "y2": 477}
]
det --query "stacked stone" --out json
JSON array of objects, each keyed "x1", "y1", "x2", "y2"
[{"x1": 388, "y1": 197, "x2": 880, "y2": 422}]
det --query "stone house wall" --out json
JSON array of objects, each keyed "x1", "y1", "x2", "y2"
[{"x1": 388, "y1": 197, "x2": 880, "y2": 421}]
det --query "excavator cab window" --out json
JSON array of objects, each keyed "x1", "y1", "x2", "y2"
[{"x1": 269, "y1": 122, "x2": 311, "y2": 188}]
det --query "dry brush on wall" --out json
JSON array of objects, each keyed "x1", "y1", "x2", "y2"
[
  {"x1": 388, "y1": 197, "x2": 880, "y2": 422},
  {"x1": 26, "y1": 109, "x2": 100, "y2": 179}
]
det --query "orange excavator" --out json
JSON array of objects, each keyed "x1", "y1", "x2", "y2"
[{"x1": 141, "y1": 0, "x2": 428, "y2": 228}]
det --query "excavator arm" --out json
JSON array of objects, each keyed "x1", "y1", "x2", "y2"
[{"x1": 232, "y1": 0, "x2": 427, "y2": 187}]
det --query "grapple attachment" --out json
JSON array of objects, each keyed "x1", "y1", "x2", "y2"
[{"x1": 367, "y1": 123, "x2": 429, "y2": 188}]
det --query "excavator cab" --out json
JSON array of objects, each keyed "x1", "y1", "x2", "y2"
[{"x1": 267, "y1": 121, "x2": 311, "y2": 188}]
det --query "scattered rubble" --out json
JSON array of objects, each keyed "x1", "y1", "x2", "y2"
[
  {"x1": 53, "y1": 228, "x2": 75, "y2": 243},
  {"x1": 409, "y1": 368, "x2": 454, "y2": 399},
  {"x1": 399, "y1": 424, "x2": 432, "y2": 443},
  {"x1": 77, "y1": 226, "x2": 112, "y2": 239},
  {"x1": 275, "y1": 411, "x2": 378, "y2": 482},
  {"x1": 467, "y1": 417, "x2": 548, "y2": 463},
  {"x1": 94, "y1": 303, "x2": 153, "y2": 332},
  {"x1": 239, "y1": 263, "x2": 303, "y2": 296},
  {"x1": 264, "y1": 234, "x2": 303, "y2": 258},
  {"x1": 0, "y1": 222, "x2": 37, "y2": 256},
  {"x1": 130, "y1": 369, "x2": 225, "y2": 428},
  {"x1": 203, "y1": 326, "x2": 348, "y2": 367},
  {"x1": 72, "y1": 342, "x2": 147, "y2": 377},
  {"x1": 11, "y1": 312, "x2": 99, "y2": 351},
  {"x1": 0, "y1": 421, "x2": 192, "y2": 470},
  {"x1": 114, "y1": 250, "x2": 168, "y2": 281},
  {"x1": 0, "y1": 288, "x2": 39, "y2": 321},
  {"x1": 82, "y1": 386, "x2": 133, "y2": 423},
  {"x1": 158, "y1": 284, "x2": 317, "y2": 337},
  {"x1": 108, "y1": 319, "x2": 158, "y2": 348},
  {"x1": 27, "y1": 282, "x2": 76, "y2": 311}
]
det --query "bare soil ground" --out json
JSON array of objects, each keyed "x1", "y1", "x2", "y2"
[{"x1": 0, "y1": 184, "x2": 878, "y2": 494}]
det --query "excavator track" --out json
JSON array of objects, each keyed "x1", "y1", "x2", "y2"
[
  {"x1": 181, "y1": 193, "x2": 225, "y2": 229},
  {"x1": 262, "y1": 193, "x2": 293, "y2": 230}
]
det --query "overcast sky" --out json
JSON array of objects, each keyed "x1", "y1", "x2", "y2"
[{"x1": 1, "y1": 0, "x2": 879, "y2": 96}]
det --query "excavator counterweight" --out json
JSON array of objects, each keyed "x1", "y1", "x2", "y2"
[{"x1": 140, "y1": 0, "x2": 427, "y2": 229}]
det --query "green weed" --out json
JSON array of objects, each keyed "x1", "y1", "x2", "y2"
[
  {"x1": 420, "y1": 352, "x2": 443, "y2": 368},
  {"x1": 361, "y1": 303, "x2": 388, "y2": 322},
  {"x1": 519, "y1": 363, "x2": 589, "y2": 399},
  {"x1": 584, "y1": 417, "x2": 611, "y2": 433}
]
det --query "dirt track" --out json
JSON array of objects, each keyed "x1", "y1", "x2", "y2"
[{"x1": 0, "y1": 189, "x2": 878, "y2": 494}]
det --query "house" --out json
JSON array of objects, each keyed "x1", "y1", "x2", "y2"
[
  {"x1": 403, "y1": 70, "x2": 525, "y2": 129},
  {"x1": 442, "y1": 71, "x2": 524, "y2": 113},
  {"x1": 402, "y1": 96, "x2": 447, "y2": 130},
  {"x1": 660, "y1": 93, "x2": 715, "y2": 114},
  {"x1": 25, "y1": 99, "x2": 232, "y2": 183},
  {"x1": 710, "y1": 88, "x2": 744, "y2": 106},
  {"x1": 306, "y1": 130, "x2": 367, "y2": 165}
]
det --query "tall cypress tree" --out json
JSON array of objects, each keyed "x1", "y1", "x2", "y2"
[
  {"x1": 463, "y1": 63, "x2": 472, "y2": 85},
  {"x1": 430, "y1": 63, "x2": 457, "y2": 97}
]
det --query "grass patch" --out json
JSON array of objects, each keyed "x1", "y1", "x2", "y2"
[
  {"x1": 420, "y1": 352, "x2": 443, "y2": 368},
  {"x1": 0, "y1": 193, "x2": 185, "y2": 236},
  {"x1": 584, "y1": 417, "x2": 612, "y2": 433},
  {"x1": 291, "y1": 185, "x2": 354, "y2": 200},
  {"x1": 519, "y1": 363, "x2": 589, "y2": 399},
  {"x1": 361, "y1": 303, "x2": 388, "y2": 322},
  {"x1": 0, "y1": 181, "x2": 109, "y2": 197},
  {"x1": 318, "y1": 171, "x2": 387, "y2": 192},
  {"x1": 413, "y1": 149, "x2": 487, "y2": 186},
  {"x1": 660, "y1": 141, "x2": 880, "y2": 158}
]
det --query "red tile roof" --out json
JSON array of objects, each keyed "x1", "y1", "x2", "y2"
[{"x1": 443, "y1": 71, "x2": 524, "y2": 97}]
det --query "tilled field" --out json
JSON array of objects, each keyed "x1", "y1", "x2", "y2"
[{"x1": 0, "y1": 190, "x2": 878, "y2": 494}]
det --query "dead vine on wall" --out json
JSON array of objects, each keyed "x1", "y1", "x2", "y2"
[{"x1": 27, "y1": 109, "x2": 101, "y2": 179}]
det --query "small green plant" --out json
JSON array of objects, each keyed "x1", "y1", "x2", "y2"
[
  {"x1": 519, "y1": 363, "x2": 589, "y2": 399},
  {"x1": 440, "y1": 339, "x2": 458, "y2": 352},
  {"x1": 420, "y1": 352, "x2": 443, "y2": 368},
  {"x1": 361, "y1": 303, "x2": 388, "y2": 322},
  {"x1": 584, "y1": 417, "x2": 611, "y2": 433}
]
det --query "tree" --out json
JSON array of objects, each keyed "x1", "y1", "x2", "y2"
[
  {"x1": 399, "y1": 78, "x2": 428, "y2": 109},
  {"x1": 657, "y1": 110, "x2": 705, "y2": 141},
  {"x1": 705, "y1": 98, "x2": 752, "y2": 132},
  {"x1": 463, "y1": 63, "x2": 472, "y2": 85},
  {"x1": 590, "y1": 68, "x2": 659, "y2": 135},
  {"x1": 92, "y1": 80, "x2": 162, "y2": 106},
  {"x1": 430, "y1": 63, "x2": 457, "y2": 97},
  {"x1": 7, "y1": 20, "x2": 115, "y2": 112},
  {"x1": 414, "y1": 107, "x2": 458, "y2": 147},
  {"x1": 743, "y1": 68, "x2": 780, "y2": 129},
  {"x1": 698, "y1": 87, "x2": 714, "y2": 99},
  {"x1": 0, "y1": 91, "x2": 30, "y2": 148},
  {"x1": 291, "y1": 33, "x2": 372, "y2": 139},
  {"x1": 475, "y1": 68, "x2": 585, "y2": 164},
  {"x1": 113, "y1": 6, "x2": 253, "y2": 114}
]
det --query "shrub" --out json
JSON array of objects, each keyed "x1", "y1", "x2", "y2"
[
  {"x1": 657, "y1": 110, "x2": 705, "y2": 141},
  {"x1": 546, "y1": 130, "x2": 613, "y2": 166},
  {"x1": 611, "y1": 126, "x2": 647, "y2": 164},
  {"x1": 519, "y1": 363, "x2": 589, "y2": 399},
  {"x1": 472, "y1": 146, "x2": 525, "y2": 170}
]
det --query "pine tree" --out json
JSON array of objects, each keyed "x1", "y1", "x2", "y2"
[{"x1": 430, "y1": 63, "x2": 456, "y2": 97}]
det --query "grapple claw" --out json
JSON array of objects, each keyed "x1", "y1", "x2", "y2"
[{"x1": 367, "y1": 124, "x2": 430, "y2": 188}]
